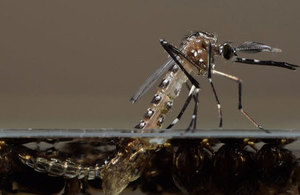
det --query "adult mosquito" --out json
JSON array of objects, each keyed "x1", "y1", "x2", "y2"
[{"x1": 131, "y1": 31, "x2": 298, "y2": 130}]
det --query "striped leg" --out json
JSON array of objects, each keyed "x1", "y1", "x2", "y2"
[
  {"x1": 167, "y1": 84, "x2": 199, "y2": 130},
  {"x1": 235, "y1": 57, "x2": 298, "y2": 70},
  {"x1": 212, "y1": 70, "x2": 264, "y2": 130},
  {"x1": 207, "y1": 76, "x2": 223, "y2": 128},
  {"x1": 187, "y1": 84, "x2": 199, "y2": 131},
  {"x1": 207, "y1": 43, "x2": 223, "y2": 127},
  {"x1": 160, "y1": 39, "x2": 202, "y2": 130},
  {"x1": 160, "y1": 39, "x2": 200, "y2": 88}
]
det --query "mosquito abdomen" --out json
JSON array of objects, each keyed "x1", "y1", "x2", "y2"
[{"x1": 135, "y1": 65, "x2": 188, "y2": 129}]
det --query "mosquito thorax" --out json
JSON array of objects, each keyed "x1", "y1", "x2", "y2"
[
  {"x1": 219, "y1": 43, "x2": 237, "y2": 60},
  {"x1": 182, "y1": 32, "x2": 218, "y2": 75}
]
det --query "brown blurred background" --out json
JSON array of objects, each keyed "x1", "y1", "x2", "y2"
[{"x1": 0, "y1": 0, "x2": 299, "y2": 130}]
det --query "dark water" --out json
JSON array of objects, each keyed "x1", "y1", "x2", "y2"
[{"x1": 0, "y1": 129, "x2": 299, "y2": 195}]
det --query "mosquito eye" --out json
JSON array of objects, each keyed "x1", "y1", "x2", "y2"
[{"x1": 222, "y1": 43, "x2": 236, "y2": 60}]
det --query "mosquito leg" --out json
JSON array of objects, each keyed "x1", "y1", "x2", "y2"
[
  {"x1": 192, "y1": 86, "x2": 200, "y2": 130},
  {"x1": 184, "y1": 83, "x2": 200, "y2": 131},
  {"x1": 160, "y1": 39, "x2": 200, "y2": 89},
  {"x1": 207, "y1": 43, "x2": 223, "y2": 127},
  {"x1": 208, "y1": 79, "x2": 223, "y2": 127},
  {"x1": 235, "y1": 57, "x2": 299, "y2": 70},
  {"x1": 167, "y1": 84, "x2": 198, "y2": 129},
  {"x1": 187, "y1": 88, "x2": 199, "y2": 131},
  {"x1": 160, "y1": 39, "x2": 203, "y2": 130},
  {"x1": 212, "y1": 70, "x2": 264, "y2": 129}
]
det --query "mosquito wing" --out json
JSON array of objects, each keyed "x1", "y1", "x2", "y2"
[{"x1": 130, "y1": 58, "x2": 175, "y2": 103}]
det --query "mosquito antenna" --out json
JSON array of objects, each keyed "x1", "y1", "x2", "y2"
[{"x1": 236, "y1": 42, "x2": 282, "y2": 53}]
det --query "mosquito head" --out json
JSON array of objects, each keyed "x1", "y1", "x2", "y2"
[
  {"x1": 222, "y1": 41, "x2": 299, "y2": 70},
  {"x1": 219, "y1": 43, "x2": 237, "y2": 60}
]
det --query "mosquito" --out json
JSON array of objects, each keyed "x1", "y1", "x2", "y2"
[
  {"x1": 100, "y1": 31, "x2": 299, "y2": 195},
  {"x1": 131, "y1": 31, "x2": 298, "y2": 130},
  {"x1": 16, "y1": 31, "x2": 299, "y2": 195}
]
